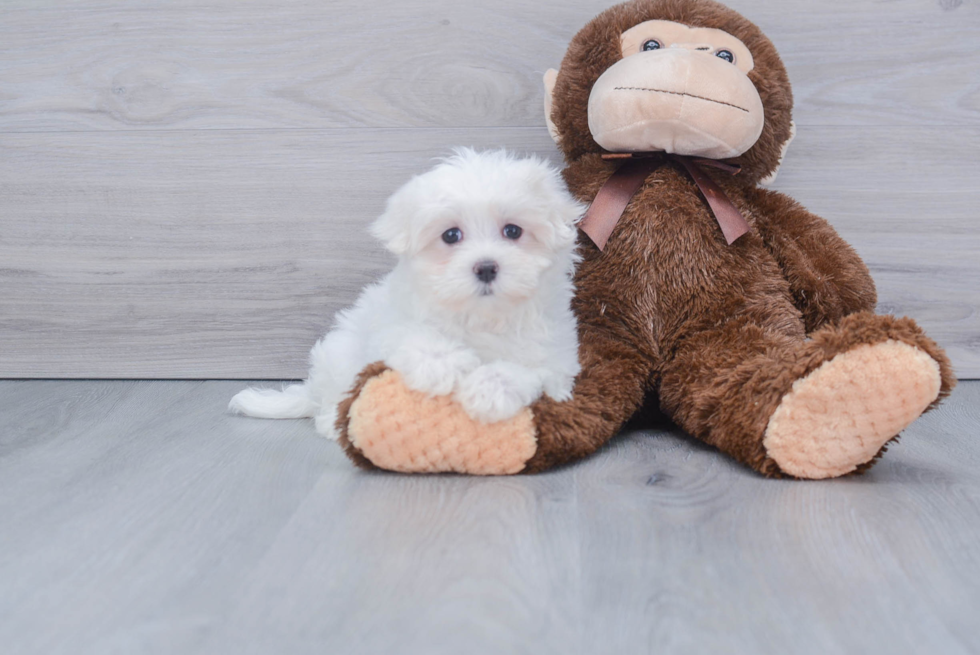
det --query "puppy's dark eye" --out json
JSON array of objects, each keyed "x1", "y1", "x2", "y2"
[
  {"x1": 715, "y1": 49, "x2": 734, "y2": 63},
  {"x1": 502, "y1": 224, "x2": 523, "y2": 240},
  {"x1": 441, "y1": 227, "x2": 462, "y2": 244},
  {"x1": 642, "y1": 39, "x2": 661, "y2": 51}
]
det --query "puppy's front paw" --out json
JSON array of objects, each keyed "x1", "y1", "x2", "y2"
[
  {"x1": 386, "y1": 340, "x2": 481, "y2": 397},
  {"x1": 541, "y1": 371, "x2": 575, "y2": 403},
  {"x1": 455, "y1": 362, "x2": 543, "y2": 423}
]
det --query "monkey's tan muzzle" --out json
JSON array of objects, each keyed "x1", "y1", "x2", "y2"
[{"x1": 588, "y1": 48, "x2": 765, "y2": 159}]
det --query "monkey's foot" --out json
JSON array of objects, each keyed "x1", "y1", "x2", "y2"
[
  {"x1": 763, "y1": 340, "x2": 942, "y2": 479},
  {"x1": 340, "y1": 368, "x2": 538, "y2": 475}
]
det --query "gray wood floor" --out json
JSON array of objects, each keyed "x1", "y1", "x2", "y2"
[
  {"x1": 2, "y1": 0, "x2": 978, "y2": 379},
  {"x1": 1, "y1": 379, "x2": 978, "y2": 655}
]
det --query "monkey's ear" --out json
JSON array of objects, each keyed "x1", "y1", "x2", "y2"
[
  {"x1": 759, "y1": 120, "x2": 796, "y2": 186},
  {"x1": 543, "y1": 68, "x2": 560, "y2": 145}
]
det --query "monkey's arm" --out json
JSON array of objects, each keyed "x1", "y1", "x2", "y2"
[{"x1": 746, "y1": 186, "x2": 877, "y2": 333}]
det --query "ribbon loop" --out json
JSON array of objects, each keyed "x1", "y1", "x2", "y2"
[
  {"x1": 672, "y1": 156, "x2": 751, "y2": 245},
  {"x1": 578, "y1": 158, "x2": 662, "y2": 251},
  {"x1": 580, "y1": 153, "x2": 750, "y2": 251}
]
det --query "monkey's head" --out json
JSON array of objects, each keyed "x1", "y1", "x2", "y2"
[{"x1": 544, "y1": 0, "x2": 795, "y2": 184}]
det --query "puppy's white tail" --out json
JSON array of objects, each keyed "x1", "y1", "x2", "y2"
[{"x1": 228, "y1": 383, "x2": 316, "y2": 419}]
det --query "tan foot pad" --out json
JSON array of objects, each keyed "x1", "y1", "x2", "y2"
[
  {"x1": 764, "y1": 340, "x2": 942, "y2": 479},
  {"x1": 346, "y1": 370, "x2": 538, "y2": 475}
]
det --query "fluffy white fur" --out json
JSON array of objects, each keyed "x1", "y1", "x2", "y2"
[{"x1": 229, "y1": 148, "x2": 585, "y2": 439}]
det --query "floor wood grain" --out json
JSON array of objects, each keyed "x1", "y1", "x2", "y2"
[
  {"x1": 0, "y1": 380, "x2": 978, "y2": 654},
  {"x1": 1, "y1": 0, "x2": 978, "y2": 378}
]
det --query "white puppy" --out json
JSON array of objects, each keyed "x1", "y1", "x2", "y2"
[{"x1": 229, "y1": 148, "x2": 584, "y2": 439}]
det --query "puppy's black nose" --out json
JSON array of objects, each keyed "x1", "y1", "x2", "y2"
[{"x1": 474, "y1": 260, "x2": 498, "y2": 284}]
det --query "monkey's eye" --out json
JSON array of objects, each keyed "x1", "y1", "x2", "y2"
[
  {"x1": 642, "y1": 39, "x2": 662, "y2": 51},
  {"x1": 441, "y1": 227, "x2": 463, "y2": 244},
  {"x1": 715, "y1": 49, "x2": 734, "y2": 63},
  {"x1": 502, "y1": 224, "x2": 523, "y2": 240}
]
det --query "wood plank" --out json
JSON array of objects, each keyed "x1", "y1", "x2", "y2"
[
  {"x1": 1, "y1": 125, "x2": 977, "y2": 378},
  {"x1": 1, "y1": 0, "x2": 977, "y2": 378},
  {"x1": 1, "y1": 379, "x2": 978, "y2": 653},
  {"x1": 201, "y1": 469, "x2": 583, "y2": 655},
  {"x1": 0, "y1": 0, "x2": 977, "y2": 133},
  {"x1": 0, "y1": 127, "x2": 552, "y2": 378},
  {"x1": 572, "y1": 414, "x2": 980, "y2": 654},
  {"x1": 574, "y1": 380, "x2": 980, "y2": 654},
  {"x1": 0, "y1": 380, "x2": 338, "y2": 655}
]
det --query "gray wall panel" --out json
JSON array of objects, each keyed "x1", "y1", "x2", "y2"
[{"x1": 1, "y1": 0, "x2": 976, "y2": 377}]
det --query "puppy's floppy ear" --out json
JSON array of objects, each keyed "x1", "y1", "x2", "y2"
[
  {"x1": 546, "y1": 193, "x2": 585, "y2": 250},
  {"x1": 369, "y1": 184, "x2": 415, "y2": 255},
  {"x1": 525, "y1": 159, "x2": 583, "y2": 250}
]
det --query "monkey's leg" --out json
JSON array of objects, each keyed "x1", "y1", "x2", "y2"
[
  {"x1": 335, "y1": 326, "x2": 654, "y2": 475},
  {"x1": 521, "y1": 327, "x2": 655, "y2": 473},
  {"x1": 335, "y1": 362, "x2": 539, "y2": 475},
  {"x1": 659, "y1": 312, "x2": 955, "y2": 478}
]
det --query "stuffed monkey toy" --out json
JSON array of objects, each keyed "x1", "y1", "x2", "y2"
[{"x1": 336, "y1": 0, "x2": 955, "y2": 478}]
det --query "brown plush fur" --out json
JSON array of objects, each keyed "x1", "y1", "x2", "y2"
[
  {"x1": 523, "y1": 0, "x2": 955, "y2": 476},
  {"x1": 336, "y1": 0, "x2": 955, "y2": 478},
  {"x1": 551, "y1": 0, "x2": 793, "y2": 184},
  {"x1": 336, "y1": 360, "x2": 387, "y2": 471}
]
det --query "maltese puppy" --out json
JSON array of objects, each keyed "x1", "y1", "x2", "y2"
[{"x1": 229, "y1": 148, "x2": 584, "y2": 439}]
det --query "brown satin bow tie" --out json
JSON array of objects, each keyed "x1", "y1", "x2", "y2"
[{"x1": 579, "y1": 153, "x2": 751, "y2": 251}]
